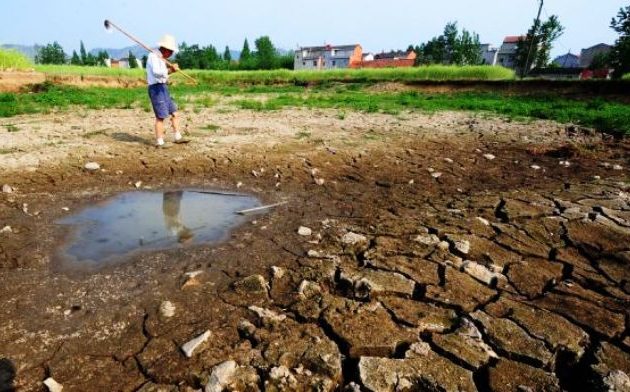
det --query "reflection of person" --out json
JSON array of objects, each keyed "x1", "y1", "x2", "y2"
[{"x1": 162, "y1": 191, "x2": 194, "y2": 243}]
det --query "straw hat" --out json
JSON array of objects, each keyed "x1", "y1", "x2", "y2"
[{"x1": 157, "y1": 35, "x2": 177, "y2": 52}]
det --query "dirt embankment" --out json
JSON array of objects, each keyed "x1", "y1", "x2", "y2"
[
  {"x1": 0, "y1": 106, "x2": 629, "y2": 391},
  {"x1": 0, "y1": 71, "x2": 144, "y2": 92}
]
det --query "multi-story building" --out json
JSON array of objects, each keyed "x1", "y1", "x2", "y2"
[{"x1": 294, "y1": 44, "x2": 363, "y2": 70}]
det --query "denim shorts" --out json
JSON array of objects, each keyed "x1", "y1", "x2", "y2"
[{"x1": 148, "y1": 83, "x2": 177, "y2": 119}]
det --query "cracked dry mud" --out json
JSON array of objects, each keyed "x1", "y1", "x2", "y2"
[{"x1": 0, "y1": 104, "x2": 629, "y2": 392}]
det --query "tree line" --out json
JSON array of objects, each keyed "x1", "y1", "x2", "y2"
[
  {"x1": 35, "y1": 36, "x2": 293, "y2": 71},
  {"x1": 174, "y1": 36, "x2": 293, "y2": 70}
]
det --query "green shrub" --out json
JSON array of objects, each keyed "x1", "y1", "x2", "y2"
[{"x1": 0, "y1": 49, "x2": 32, "y2": 70}]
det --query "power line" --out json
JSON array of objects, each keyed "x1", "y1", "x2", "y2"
[{"x1": 523, "y1": 0, "x2": 544, "y2": 77}]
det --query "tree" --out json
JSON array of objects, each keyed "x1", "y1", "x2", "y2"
[
  {"x1": 416, "y1": 22, "x2": 481, "y2": 65},
  {"x1": 515, "y1": 15, "x2": 564, "y2": 75},
  {"x1": 223, "y1": 46, "x2": 232, "y2": 62},
  {"x1": 239, "y1": 38, "x2": 252, "y2": 69},
  {"x1": 128, "y1": 51, "x2": 138, "y2": 68},
  {"x1": 70, "y1": 50, "x2": 81, "y2": 65},
  {"x1": 35, "y1": 42, "x2": 66, "y2": 64},
  {"x1": 96, "y1": 50, "x2": 109, "y2": 67},
  {"x1": 253, "y1": 36, "x2": 278, "y2": 69},
  {"x1": 610, "y1": 5, "x2": 630, "y2": 78},
  {"x1": 79, "y1": 40, "x2": 88, "y2": 65}
]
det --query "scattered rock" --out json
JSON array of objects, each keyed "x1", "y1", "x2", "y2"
[
  {"x1": 431, "y1": 172, "x2": 443, "y2": 179},
  {"x1": 454, "y1": 239, "x2": 471, "y2": 255},
  {"x1": 0, "y1": 226, "x2": 12, "y2": 234},
  {"x1": 476, "y1": 217, "x2": 490, "y2": 226},
  {"x1": 462, "y1": 260, "x2": 505, "y2": 287},
  {"x1": 181, "y1": 330, "x2": 212, "y2": 358},
  {"x1": 204, "y1": 361, "x2": 260, "y2": 392},
  {"x1": 413, "y1": 233, "x2": 440, "y2": 246},
  {"x1": 341, "y1": 232, "x2": 367, "y2": 246},
  {"x1": 531, "y1": 165, "x2": 541, "y2": 170},
  {"x1": 297, "y1": 226, "x2": 312, "y2": 236},
  {"x1": 444, "y1": 158, "x2": 454, "y2": 164},
  {"x1": 339, "y1": 267, "x2": 415, "y2": 299},
  {"x1": 297, "y1": 280, "x2": 321, "y2": 300},
  {"x1": 2, "y1": 184, "x2": 13, "y2": 193},
  {"x1": 43, "y1": 377, "x2": 63, "y2": 392},
  {"x1": 134, "y1": 181, "x2": 142, "y2": 189},
  {"x1": 84, "y1": 162, "x2": 100, "y2": 171},
  {"x1": 237, "y1": 320, "x2": 257, "y2": 339},
  {"x1": 233, "y1": 275, "x2": 269, "y2": 296},
  {"x1": 181, "y1": 270, "x2": 204, "y2": 289},
  {"x1": 314, "y1": 178, "x2": 325, "y2": 186},
  {"x1": 159, "y1": 301, "x2": 176, "y2": 319},
  {"x1": 248, "y1": 306, "x2": 286, "y2": 326},
  {"x1": 483, "y1": 154, "x2": 496, "y2": 160},
  {"x1": 613, "y1": 164, "x2": 623, "y2": 171}
]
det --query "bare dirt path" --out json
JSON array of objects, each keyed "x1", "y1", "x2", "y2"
[{"x1": 0, "y1": 104, "x2": 629, "y2": 391}]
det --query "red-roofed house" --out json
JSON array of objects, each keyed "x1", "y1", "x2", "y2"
[
  {"x1": 497, "y1": 36, "x2": 524, "y2": 69},
  {"x1": 354, "y1": 50, "x2": 416, "y2": 69}
]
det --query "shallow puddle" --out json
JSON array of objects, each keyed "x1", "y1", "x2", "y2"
[{"x1": 56, "y1": 190, "x2": 260, "y2": 269}]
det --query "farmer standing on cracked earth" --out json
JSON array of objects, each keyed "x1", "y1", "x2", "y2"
[{"x1": 146, "y1": 34, "x2": 185, "y2": 148}]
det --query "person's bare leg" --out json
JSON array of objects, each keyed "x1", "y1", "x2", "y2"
[
  {"x1": 171, "y1": 112, "x2": 182, "y2": 141},
  {"x1": 155, "y1": 118, "x2": 166, "y2": 145}
]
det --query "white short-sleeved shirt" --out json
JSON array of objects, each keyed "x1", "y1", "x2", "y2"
[{"x1": 146, "y1": 51, "x2": 168, "y2": 85}]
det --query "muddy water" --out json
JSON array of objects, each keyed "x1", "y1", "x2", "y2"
[{"x1": 56, "y1": 190, "x2": 259, "y2": 269}]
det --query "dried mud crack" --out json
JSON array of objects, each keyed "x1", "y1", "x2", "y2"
[{"x1": 0, "y1": 107, "x2": 629, "y2": 391}]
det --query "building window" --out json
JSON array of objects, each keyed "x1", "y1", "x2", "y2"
[
  {"x1": 303, "y1": 61, "x2": 306, "y2": 66},
  {"x1": 313, "y1": 60, "x2": 317, "y2": 66},
  {"x1": 331, "y1": 49, "x2": 336, "y2": 57},
  {"x1": 332, "y1": 60, "x2": 336, "y2": 66}
]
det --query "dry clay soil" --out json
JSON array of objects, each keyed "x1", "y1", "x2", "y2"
[{"x1": 0, "y1": 102, "x2": 630, "y2": 392}]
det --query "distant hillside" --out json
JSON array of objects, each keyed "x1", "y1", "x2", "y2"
[
  {"x1": 89, "y1": 45, "x2": 147, "y2": 60},
  {"x1": 1, "y1": 44, "x2": 41, "y2": 60}
]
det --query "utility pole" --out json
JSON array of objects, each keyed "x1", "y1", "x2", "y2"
[{"x1": 523, "y1": 0, "x2": 544, "y2": 77}]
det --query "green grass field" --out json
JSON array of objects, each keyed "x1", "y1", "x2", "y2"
[
  {"x1": 0, "y1": 49, "x2": 32, "y2": 70},
  {"x1": 623, "y1": 73, "x2": 630, "y2": 80},
  {"x1": 1, "y1": 83, "x2": 629, "y2": 136},
  {"x1": 34, "y1": 64, "x2": 515, "y2": 84}
]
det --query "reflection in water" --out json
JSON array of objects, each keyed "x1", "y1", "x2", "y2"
[
  {"x1": 163, "y1": 191, "x2": 194, "y2": 243},
  {"x1": 56, "y1": 190, "x2": 259, "y2": 269}
]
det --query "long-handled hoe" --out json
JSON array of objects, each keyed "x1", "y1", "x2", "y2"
[{"x1": 104, "y1": 19, "x2": 197, "y2": 85}]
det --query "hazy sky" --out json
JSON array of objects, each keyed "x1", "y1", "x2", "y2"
[{"x1": 1, "y1": 0, "x2": 626, "y2": 57}]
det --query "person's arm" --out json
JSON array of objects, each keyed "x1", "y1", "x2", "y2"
[
  {"x1": 148, "y1": 53, "x2": 169, "y2": 80},
  {"x1": 167, "y1": 63, "x2": 180, "y2": 74}
]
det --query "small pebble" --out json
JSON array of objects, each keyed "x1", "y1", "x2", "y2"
[
  {"x1": 297, "y1": 226, "x2": 312, "y2": 236},
  {"x1": 1, "y1": 226, "x2": 12, "y2": 234},
  {"x1": 483, "y1": 154, "x2": 496, "y2": 160},
  {"x1": 84, "y1": 162, "x2": 100, "y2": 171},
  {"x1": 2, "y1": 184, "x2": 13, "y2": 193},
  {"x1": 531, "y1": 165, "x2": 541, "y2": 170}
]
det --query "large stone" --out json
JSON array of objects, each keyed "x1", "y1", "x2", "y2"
[
  {"x1": 84, "y1": 162, "x2": 101, "y2": 171},
  {"x1": 598, "y1": 253, "x2": 630, "y2": 286},
  {"x1": 358, "y1": 353, "x2": 477, "y2": 392},
  {"x1": 485, "y1": 297, "x2": 588, "y2": 358},
  {"x1": 488, "y1": 359, "x2": 561, "y2": 392},
  {"x1": 471, "y1": 311, "x2": 552, "y2": 366},
  {"x1": 322, "y1": 298, "x2": 417, "y2": 358},
  {"x1": 507, "y1": 258, "x2": 564, "y2": 299},
  {"x1": 233, "y1": 275, "x2": 269, "y2": 296},
  {"x1": 431, "y1": 319, "x2": 497, "y2": 370},
  {"x1": 380, "y1": 296, "x2": 458, "y2": 332},
  {"x1": 425, "y1": 268, "x2": 496, "y2": 312},
  {"x1": 339, "y1": 266, "x2": 415, "y2": 299},
  {"x1": 366, "y1": 256, "x2": 440, "y2": 286}
]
